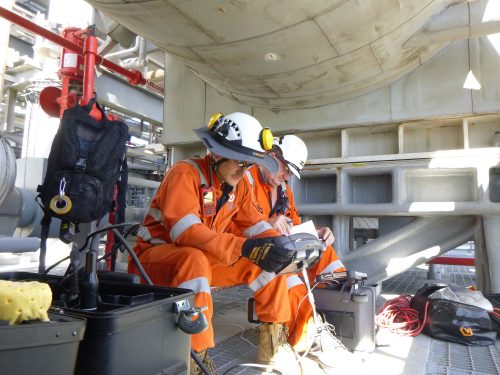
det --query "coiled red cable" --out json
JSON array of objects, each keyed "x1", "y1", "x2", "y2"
[{"x1": 375, "y1": 295, "x2": 429, "y2": 336}]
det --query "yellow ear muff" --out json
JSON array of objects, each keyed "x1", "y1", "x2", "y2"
[
  {"x1": 208, "y1": 112, "x2": 223, "y2": 129},
  {"x1": 261, "y1": 128, "x2": 274, "y2": 151}
]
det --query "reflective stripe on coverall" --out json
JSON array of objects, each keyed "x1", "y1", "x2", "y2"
[
  {"x1": 128, "y1": 155, "x2": 291, "y2": 352},
  {"x1": 244, "y1": 166, "x2": 346, "y2": 348}
]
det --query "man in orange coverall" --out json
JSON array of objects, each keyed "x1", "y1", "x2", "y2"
[
  {"x1": 129, "y1": 113, "x2": 304, "y2": 375},
  {"x1": 243, "y1": 134, "x2": 351, "y2": 368}
]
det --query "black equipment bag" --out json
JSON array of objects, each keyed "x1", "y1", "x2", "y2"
[
  {"x1": 411, "y1": 284, "x2": 497, "y2": 346},
  {"x1": 38, "y1": 100, "x2": 129, "y2": 224}
]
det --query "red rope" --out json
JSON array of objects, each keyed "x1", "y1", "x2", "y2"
[
  {"x1": 375, "y1": 295, "x2": 429, "y2": 336},
  {"x1": 490, "y1": 307, "x2": 500, "y2": 319}
]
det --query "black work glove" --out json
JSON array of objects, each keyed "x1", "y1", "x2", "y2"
[{"x1": 241, "y1": 236, "x2": 295, "y2": 273}]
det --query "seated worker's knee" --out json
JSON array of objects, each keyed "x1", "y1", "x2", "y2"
[
  {"x1": 182, "y1": 247, "x2": 211, "y2": 265},
  {"x1": 176, "y1": 247, "x2": 212, "y2": 279}
]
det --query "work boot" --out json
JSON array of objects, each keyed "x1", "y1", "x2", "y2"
[
  {"x1": 189, "y1": 349, "x2": 217, "y2": 375},
  {"x1": 257, "y1": 323, "x2": 301, "y2": 374},
  {"x1": 307, "y1": 322, "x2": 363, "y2": 372}
]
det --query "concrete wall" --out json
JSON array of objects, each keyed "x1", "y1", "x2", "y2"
[
  {"x1": 163, "y1": 34, "x2": 500, "y2": 150},
  {"x1": 162, "y1": 29, "x2": 500, "y2": 292}
]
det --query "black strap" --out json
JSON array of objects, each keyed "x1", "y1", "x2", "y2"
[
  {"x1": 216, "y1": 183, "x2": 233, "y2": 213},
  {"x1": 111, "y1": 156, "x2": 128, "y2": 271},
  {"x1": 38, "y1": 213, "x2": 52, "y2": 273},
  {"x1": 269, "y1": 185, "x2": 289, "y2": 217}
]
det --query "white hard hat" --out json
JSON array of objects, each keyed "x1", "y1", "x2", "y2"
[
  {"x1": 193, "y1": 112, "x2": 278, "y2": 173},
  {"x1": 273, "y1": 135, "x2": 308, "y2": 178}
]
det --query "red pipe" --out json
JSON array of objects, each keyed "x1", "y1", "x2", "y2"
[
  {"x1": 427, "y1": 257, "x2": 475, "y2": 266},
  {"x1": 81, "y1": 32, "x2": 98, "y2": 106},
  {"x1": 0, "y1": 7, "x2": 83, "y2": 54},
  {"x1": 57, "y1": 75, "x2": 72, "y2": 117},
  {"x1": 0, "y1": 6, "x2": 161, "y2": 93}
]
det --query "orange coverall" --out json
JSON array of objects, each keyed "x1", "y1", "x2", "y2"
[
  {"x1": 244, "y1": 166, "x2": 345, "y2": 348},
  {"x1": 128, "y1": 155, "x2": 291, "y2": 351}
]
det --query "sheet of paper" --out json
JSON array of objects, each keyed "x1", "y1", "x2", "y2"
[{"x1": 290, "y1": 220, "x2": 318, "y2": 238}]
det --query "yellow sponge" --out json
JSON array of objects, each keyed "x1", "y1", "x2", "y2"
[{"x1": 0, "y1": 280, "x2": 52, "y2": 325}]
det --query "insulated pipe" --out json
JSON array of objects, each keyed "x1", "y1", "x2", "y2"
[
  {"x1": 0, "y1": 137, "x2": 16, "y2": 206},
  {"x1": 127, "y1": 176, "x2": 161, "y2": 189},
  {"x1": 119, "y1": 37, "x2": 149, "y2": 75},
  {"x1": 0, "y1": 237, "x2": 40, "y2": 253},
  {"x1": 127, "y1": 162, "x2": 160, "y2": 171},
  {"x1": 138, "y1": 36, "x2": 147, "y2": 75},
  {"x1": 104, "y1": 36, "x2": 140, "y2": 59}
]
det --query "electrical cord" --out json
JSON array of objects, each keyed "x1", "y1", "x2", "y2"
[
  {"x1": 57, "y1": 223, "x2": 145, "y2": 286},
  {"x1": 190, "y1": 349, "x2": 212, "y2": 375},
  {"x1": 218, "y1": 323, "x2": 257, "y2": 349},
  {"x1": 41, "y1": 223, "x2": 204, "y2": 375},
  {"x1": 42, "y1": 223, "x2": 139, "y2": 276},
  {"x1": 289, "y1": 280, "x2": 319, "y2": 334},
  {"x1": 291, "y1": 279, "x2": 354, "y2": 367},
  {"x1": 215, "y1": 324, "x2": 281, "y2": 375},
  {"x1": 111, "y1": 228, "x2": 153, "y2": 285},
  {"x1": 74, "y1": 222, "x2": 138, "y2": 255},
  {"x1": 375, "y1": 295, "x2": 429, "y2": 336},
  {"x1": 96, "y1": 224, "x2": 139, "y2": 264}
]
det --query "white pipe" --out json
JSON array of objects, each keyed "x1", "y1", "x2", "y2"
[
  {"x1": 138, "y1": 35, "x2": 147, "y2": 75},
  {"x1": 104, "y1": 36, "x2": 141, "y2": 59}
]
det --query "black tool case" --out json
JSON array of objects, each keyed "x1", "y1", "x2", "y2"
[
  {"x1": 313, "y1": 284, "x2": 377, "y2": 352},
  {"x1": 0, "y1": 271, "x2": 195, "y2": 375},
  {"x1": 0, "y1": 311, "x2": 86, "y2": 375}
]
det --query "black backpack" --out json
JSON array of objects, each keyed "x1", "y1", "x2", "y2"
[{"x1": 38, "y1": 99, "x2": 129, "y2": 224}]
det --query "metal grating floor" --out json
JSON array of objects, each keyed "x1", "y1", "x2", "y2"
[
  {"x1": 210, "y1": 262, "x2": 499, "y2": 375},
  {"x1": 382, "y1": 266, "x2": 476, "y2": 296},
  {"x1": 425, "y1": 339, "x2": 500, "y2": 375},
  {"x1": 209, "y1": 328, "x2": 261, "y2": 375}
]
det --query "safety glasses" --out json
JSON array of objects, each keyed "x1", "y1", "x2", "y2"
[{"x1": 273, "y1": 153, "x2": 292, "y2": 175}]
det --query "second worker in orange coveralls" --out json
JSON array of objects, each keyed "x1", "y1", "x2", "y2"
[
  {"x1": 244, "y1": 134, "x2": 351, "y2": 369},
  {"x1": 129, "y1": 113, "x2": 304, "y2": 374}
]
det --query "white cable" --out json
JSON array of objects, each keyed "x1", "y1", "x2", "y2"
[
  {"x1": 301, "y1": 268, "x2": 318, "y2": 326},
  {"x1": 289, "y1": 280, "x2": 319, "y2": 333},
  {"x1": 218, "y1": 323, "x2": 257, "y2": 349}
]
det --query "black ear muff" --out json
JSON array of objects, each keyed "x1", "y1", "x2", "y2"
[{"x1": 260, "y1": 128, "x2": 274, "y2": 151}]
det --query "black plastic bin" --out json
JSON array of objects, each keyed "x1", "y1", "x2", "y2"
[
  {"x1": 0, "y1": 311, "x2": 86, "y2": 375},
  {"x1": 0, "y1": 272, "x2": 195, "y2": 375}
]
